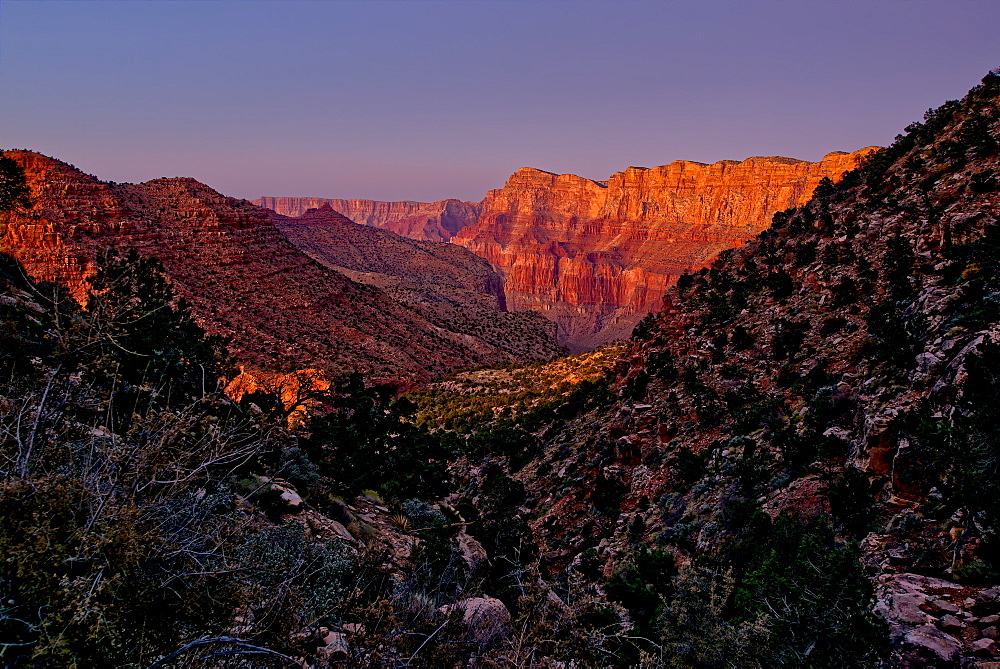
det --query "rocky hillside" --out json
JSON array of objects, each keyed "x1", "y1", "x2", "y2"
[
  {"x1": 0, "y1": 152, "x2": 558, "y2": 381},
  {"x1": 0, "y1": 246, "x2": 635, "y2": 668},
  {"x1": 271, "y1": 204, "x2": 562, "y2": 363},
  {"x1": 417, "y1": 71, "x2": 1000, "y2": 665},
  {"x1": 453, "y1": 149, "x2": 875, "y2": 350},
  {"x1": 254, "y1": 196, "x2": 480, "y2": 242}
]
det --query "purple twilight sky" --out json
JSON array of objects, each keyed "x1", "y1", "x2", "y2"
[{"x1": 2, "y1": 0, "x2": 998, "y2": 203}]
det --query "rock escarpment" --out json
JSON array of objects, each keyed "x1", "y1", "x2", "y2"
[
  {"x1": 254, "y1": 196, "x2": 480, "y2": 242},
  {"x1": 452, "y1": 149, "x2": 876, "y2": 349},
  {"x1": 0, "y1": 151, "x2": 557, "y2": 380}
]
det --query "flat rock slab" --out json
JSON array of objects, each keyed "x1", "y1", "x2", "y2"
[{"x1": 904, "y1": 624, "x2": 962, "y2": 663}]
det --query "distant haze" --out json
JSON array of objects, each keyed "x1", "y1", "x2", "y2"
[{"x1": 2, "y1": 0, "x2": 998, "y2": 202}]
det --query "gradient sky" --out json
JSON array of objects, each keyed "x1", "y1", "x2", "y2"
[{"x1": 2, "y1": 1, "x2": 998, "y2": 202}]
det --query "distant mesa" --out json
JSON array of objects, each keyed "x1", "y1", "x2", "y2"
[{"x1": 253, "y1": 196, "x2": 480, "y2": 242}]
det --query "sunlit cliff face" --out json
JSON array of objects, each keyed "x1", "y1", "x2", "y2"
[{"x1": 452, "y1": 148, "x2": 876, "y2": 349}]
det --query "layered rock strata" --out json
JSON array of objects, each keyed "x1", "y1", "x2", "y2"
[
  {"x1": 452, "y1": 149, "x2": 876, "y2": 349},
  {"x1": 254, "y1": 196, "x2": 480, "y2": 242},
  {"x1": 0, "y1": 151, "x2": 557, "y2": 380}
]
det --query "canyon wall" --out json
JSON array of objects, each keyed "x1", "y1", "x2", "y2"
[
  {"x1": 450, "y1": 148, "x2": 877, "y2": 349},
  {"x1": 0, "y1": 151, "x2": 558, "y2": 381},
  {"x1": 253, "y1": 196, "x2": 480, "y2": 242}
]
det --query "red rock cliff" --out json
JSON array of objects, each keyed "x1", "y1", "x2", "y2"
[
  {"x1": 451, "y1": 148, "x2": 877, "y2": 349},
  {"x1": 253, "y1": 196, "x2": 480, "y2": 242},
  {"x1": 0, "y1": 151, "x2": 556, "y2": 380}
]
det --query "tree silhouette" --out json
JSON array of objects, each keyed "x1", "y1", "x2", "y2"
[{"x1": 0, "y1": 150, "x2": 31, "y2": 213}]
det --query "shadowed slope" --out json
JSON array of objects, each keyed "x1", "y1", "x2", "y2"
[{"x1": 271, "y1": 204, "x2": 562, "y2": 362}]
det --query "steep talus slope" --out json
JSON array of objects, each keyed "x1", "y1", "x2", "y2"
[
  {"x1": 452, "y1": 149, "x2": 875, "y2": 349},
  {"x1": 254, "y1": 196, "x2": 480, "y2": 242},
  {"x1": 0, "y1": 152, "x2": 557, "y2": 380},
  {"x1": 505, "y1": 71, "x2": 1000, "y2": 665},
  {"x1": 271, "y1": 204, "x2": 562, "y2": 362}
]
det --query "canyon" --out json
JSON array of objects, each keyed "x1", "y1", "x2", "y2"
[
  {"x1": 0, "y1": 151, "x2": 559, "y2": 382},
  {"x1": 260, "y1": 148, "x2": 875, "y2": 349},
  {"x1": 5, "y1": 69, "x2": 1000, "y2": 669},
  {"x1": 414, "y1": 71, "x2": 1000, "y2": 666}
]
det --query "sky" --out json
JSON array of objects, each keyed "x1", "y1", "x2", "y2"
[{"x1": 2, "y1": 1, "x2": 998, "y2": 203}]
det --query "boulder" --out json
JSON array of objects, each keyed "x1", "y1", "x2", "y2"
[
  {"x1": 939, "y1": 614, "x2": 966, "y2": 631},
  {"x1": 915, "y1": 351, "x2": 944, "y2": 375},
  {"x1": 255, "y1": 476, "x2": 305, "y2": 514},
  {"x1": 278, "y1": 486, "x2": 304, "y2": 511},
  {"x1": 926, "y1": 599, "x2": 962, "y2": 615},
  {"x1": 902, "y1": 624, "x2": 962, "y2": 664},
  {"x1": 972, "y1": 638, "x2": 999, "y2": 659},
  {"x1": 441, "y1": 597, "x2": 512, "y2": 644},
  {"x1": 877, "y1": 573, "x2": 969, "y2": 663},
  {"x1": 317, "y1": 626, "x2": 348, "y2": 662},
  {"x1": 342, "y1": 623, "x2": 365, "y2": 635},
  {"x1": 890, "y1": 573, "x2": 963, "y2": 593},
  {"x1": 303, "y1": 511, "x2": 356, "y2": 543},
  {"x1": 327, "y1": 519, "x2": 355, "y2": 542},
  {"x1": 457, "y1": 531, "x2": 491, "y2": 576},
  {"x1": 976, "y1": 588, "x2": 1000, "y2": 614},
  {"x1": 884, "y1": 593, "x2": 934, "y2": 625},
  {"x1": 463, "y1": 597, "x2": 511, "y2": 644}
]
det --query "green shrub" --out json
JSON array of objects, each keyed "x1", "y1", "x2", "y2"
[
  {"x1": 301, "y1": 373, "x2": 454, "y2": 498},
  {"x1": 733, "y1": 515, "x2": 888, "y2": 666}
]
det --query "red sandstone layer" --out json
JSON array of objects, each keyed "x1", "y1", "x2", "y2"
[
  {"x1": 0, "y1": 151, "x2": 557, "y2": 380},
  {"x1": 450, "y1": 149, "x2": 877, "y2": 348}
]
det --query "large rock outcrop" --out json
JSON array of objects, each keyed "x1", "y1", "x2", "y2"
[
  {"x1": 451, "y1": 149, "x2": 876, "y2": 349},
  {"x1": 0, "y1": 151, "x2": 557, "y2": 381},
  {"x1": 254, "y1": 196, "x2": 480, "y2": 242}
]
